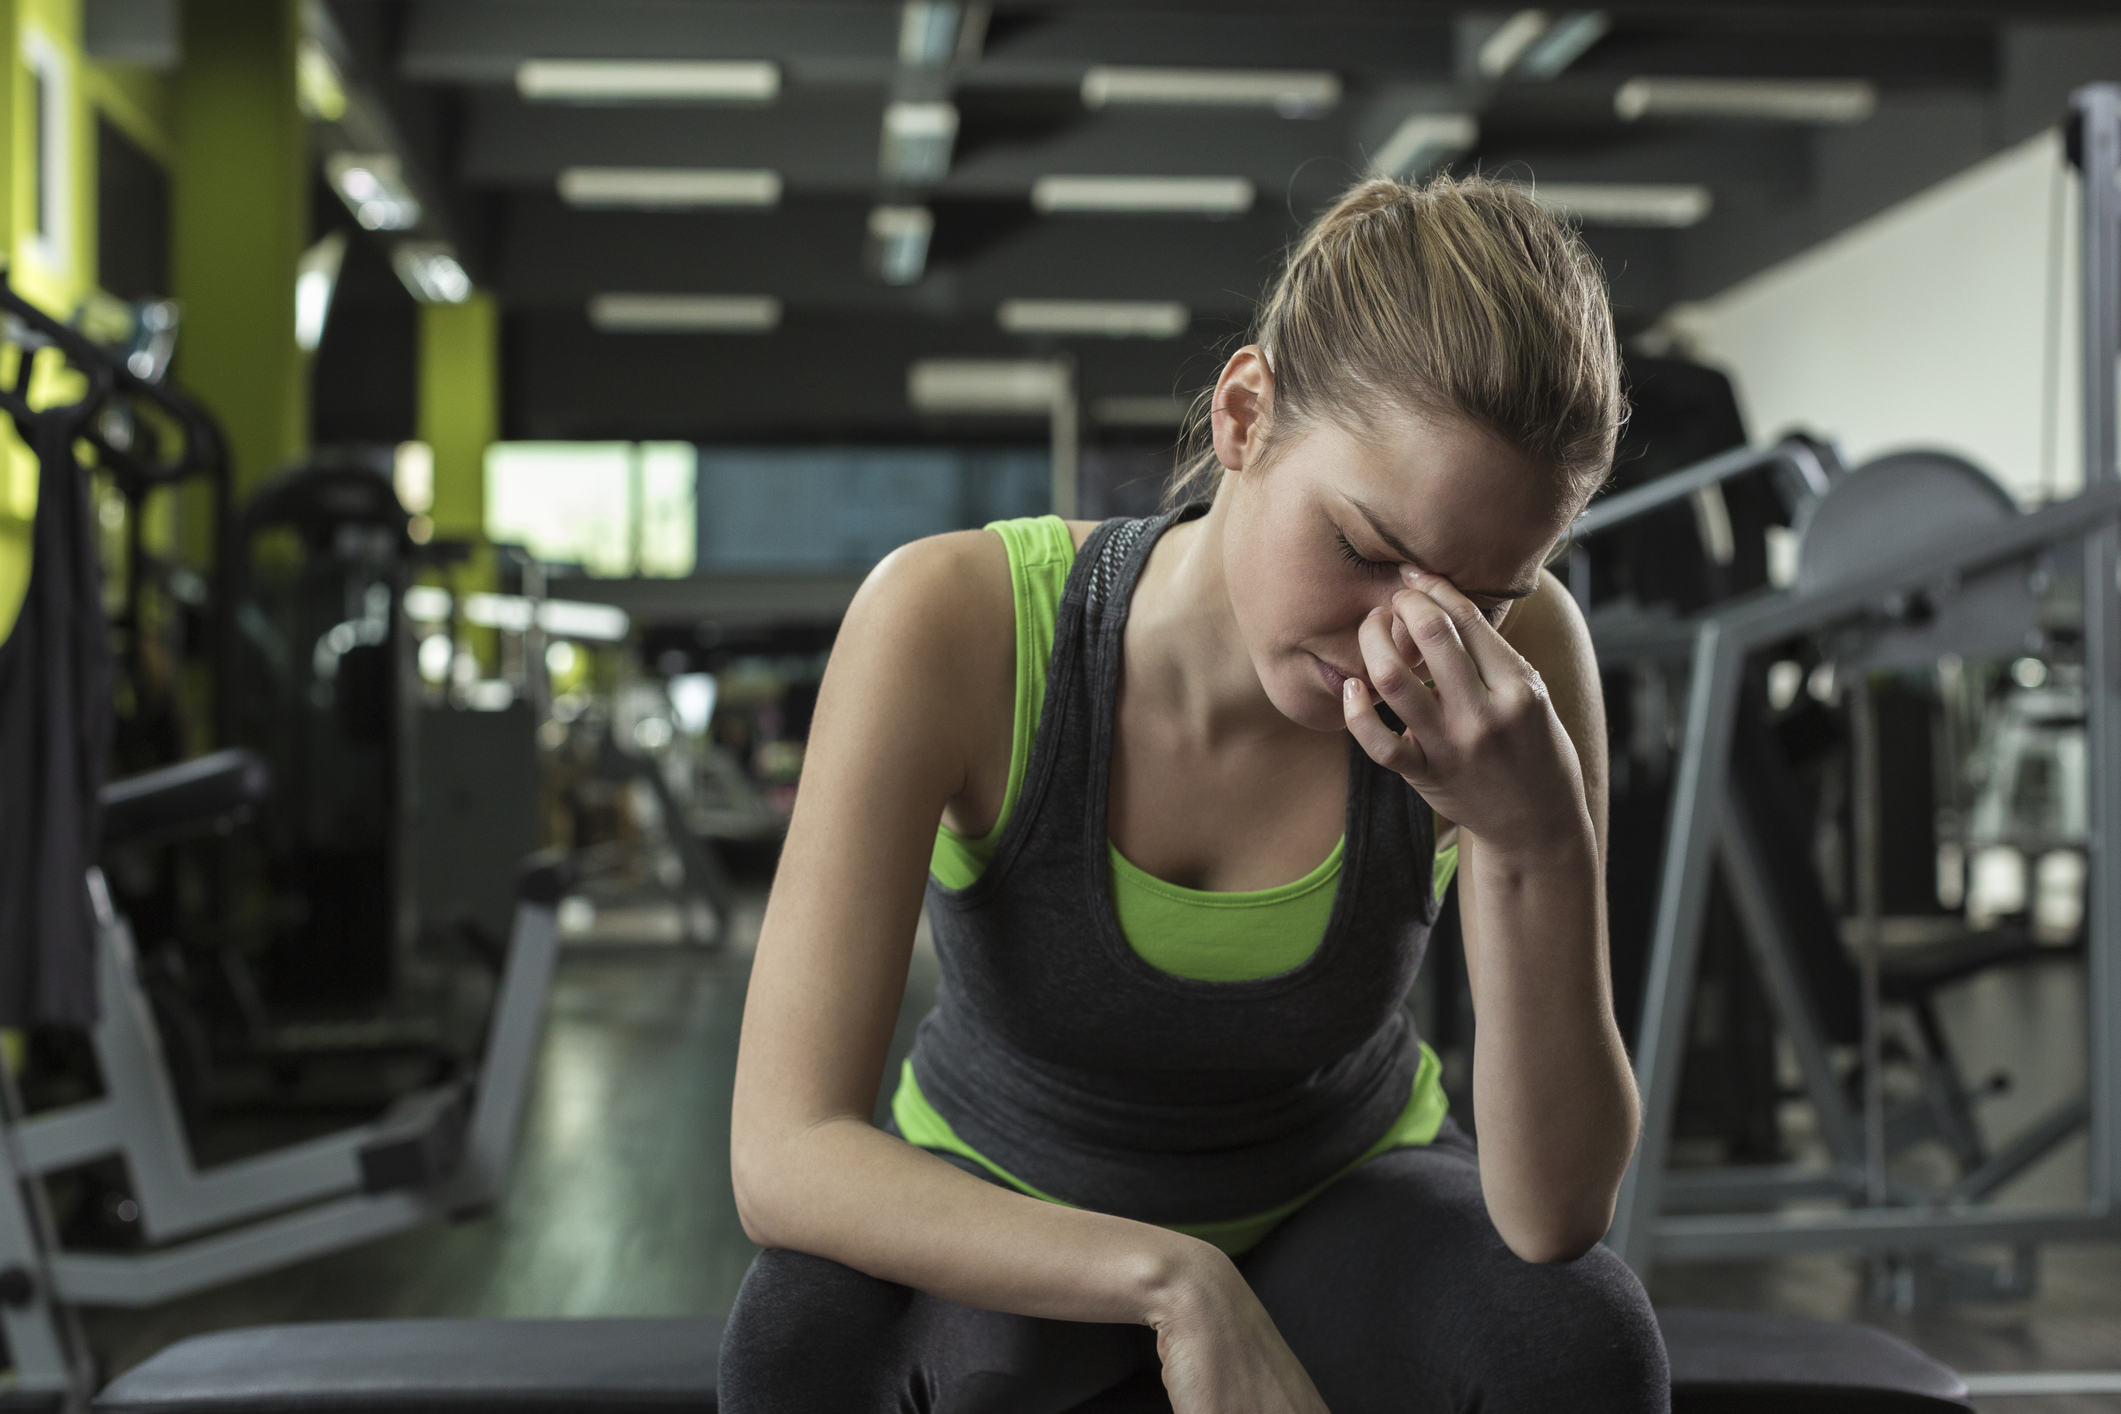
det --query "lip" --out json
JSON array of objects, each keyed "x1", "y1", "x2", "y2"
[{"x1": 1310, "y1": 653, "x2": 1360, "y2": 695}]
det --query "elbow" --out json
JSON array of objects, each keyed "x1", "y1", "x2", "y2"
[
  {"x1": 1495, "y1": 1195, "x2": 1618, "y2": 1265},
  {"x1": 729, "y1": 1132, "x2": 787, "y2": 1250}
]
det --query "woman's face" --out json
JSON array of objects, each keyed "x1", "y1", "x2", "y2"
[{"x1": 1218, "y1": 408, "x2": 1572, "y2": 734}]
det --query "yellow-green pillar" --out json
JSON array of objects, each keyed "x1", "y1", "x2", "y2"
[
  {"x1": 418, "y1": 292, "x2": 498, "y2": 545},
  {"x1": 171, "y1": 0, "x2": 304, "y2": 548}
]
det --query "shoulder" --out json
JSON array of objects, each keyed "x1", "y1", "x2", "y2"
[
  {"x1": 1500, "y1": 567, "x2": 1595, "y2": 683},
  {"x1": 846, "y1": 529, "x2": 1014, "y2": 668},
  {"x1": 1063, "y1": 518, "x2": 1098, "y2": 551}
]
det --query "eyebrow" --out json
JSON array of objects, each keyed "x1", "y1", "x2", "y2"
[{"x1": 1344, "y1": 497, "x2": 1541, "y2": 601}]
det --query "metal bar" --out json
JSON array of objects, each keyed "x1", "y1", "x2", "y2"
[
  {"x1": 1573, "y1": 438, "x2": 1828, "y2": 541},
  {"x1": 1661, "y1": 1164, "x2": 1862, "y2": 1211},
  {"x1": 0, "y1": 1056, "x2": 89, "y2": 1401},
  {"x1": 1849, "y1": 676, "x2": 1889, "y2": 1208},
  {"x1": 50, "y1": 1190, "x2": 437, "y2": 1306},
  {"x1": 1655, "y1": 1203, "x2": 2120, "y2": 1261},
  {"x1": 445, "y1": 901, "x2": 561, "y2": 1206},
  {"x1": 2072, "y1": 81, "x2": 2121, "y2": 1217},
  {"x1": 12, "y1": 1098, "x2": 123, "y2": 1172},
  {"x1": 1716, "y1": 815, "x2": 1866, "y2": 1165},
  {"x1": 1951, "y1": 1095, "x2": 2090, "y2": 1203},
  {"x1": 1609, "y1": 621, "x2": 1745, "y2": 1273}
]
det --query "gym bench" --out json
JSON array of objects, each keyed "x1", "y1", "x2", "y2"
[{"x1": 90, "y1": 1307, "x2": 1970, "y2": 1413}]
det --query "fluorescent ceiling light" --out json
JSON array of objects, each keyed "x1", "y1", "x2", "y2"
[
  {"x1": 909, "y1": 358, "x2": 1067, "y2": 414},
  {"x1": 1031, "y1": 175, "x2": 1253, "y2": 216},
  {"x1": 1081, "y1": 66, "x2": 1340, "y2": 117},
  {"x1": 1615, "y1": 77, "x2": 1877, "y2": 125},
  {"x1": 1516, "y1": 12, "x2": 1609, "y2": 80},
  {"x1": 294, "y1": 231, "x2": 347, "y2": 352},
  {"x1": 881, "y1": 101, "x2": 958, "y2": 184},
  {"x1": 297, "y1": 36, "x2": 348, "y2": 121},
  {"x1": 1531, "y1": 182, "x2": 1713, "y2": 227},
  {"x1": 589, "y1": 294, "x2": 782, "y2": 332},
  {"x1": 868, "y1": 205, "x2": 934, "y2": 286},
  {"x1": 900, "y1": 0, "x2": 982, "y2": 66},
  {"x1": 327, "y1": 152, "x2": 421, "y2": 231},
  {"x1": 516, "y1": 59, "x2": 779, "y2": 103},
  {"x1": 1092, "y1": 394, "x2": 1190, "y2": 428},
  {"x1": 1370, "y1": 113, "x2": 1478, "y2": 179},
  {"x1": 392, "y1": 242, "x2": 473, "y2": 303},
  {"x1": 1478, "y1": 11, "x2": 1553, "y2": 79},
  {"x1": 998, "y1": 299, "x2": 1189, "y2": 339},
  {"x1": 557, "y1": 168, "x2": 782, "y2": 208}
]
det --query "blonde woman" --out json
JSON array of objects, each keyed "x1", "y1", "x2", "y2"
[{"x1": 724, "y1": 176, "x2": 1664, "y2": 1413}]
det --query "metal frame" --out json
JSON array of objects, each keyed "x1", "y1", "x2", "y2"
[
  {"x1": 0, "y1": 880, "x2": 561, "y2": 1407},
  {"x1": 1602, "y1": 83, "x2": 2121, "y2": 1274}
]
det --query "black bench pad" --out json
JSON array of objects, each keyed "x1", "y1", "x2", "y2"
[
  {"x1": 93, "y1": 1308, "x2": 1969, "y2": 1413},
  {"x1": 94, "y1": 1318, "x2": 725, "y2": 1414}
]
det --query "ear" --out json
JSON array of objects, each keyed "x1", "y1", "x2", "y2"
[{"x1": 1210, "y1": 346, "x2": 1274, "y2": 473}]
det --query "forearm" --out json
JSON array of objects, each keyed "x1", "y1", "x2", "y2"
[
  {"x1": 733, "y1": 1113, "x2": 1225, "y2": 1327},
  {"x1": 1463, "y1": 824, "x2": 1639, "y2": 1261}
]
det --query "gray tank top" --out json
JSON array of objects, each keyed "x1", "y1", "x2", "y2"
[{"x1": 905, "y1": 507, "x2": 1443, "y2": 1224}]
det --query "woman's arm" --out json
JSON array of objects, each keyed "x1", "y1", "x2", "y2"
[
  {"x1": 1343, "y1": 568, "x2": 1637, "y2": 1263},
  {"x1": 729, "y1": 532, "x2": 1328, "y2": 1412}
]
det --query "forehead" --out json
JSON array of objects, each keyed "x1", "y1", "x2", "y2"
[{"x1": 1293, "y1": 413, "x2": 1571, "y2": 588}]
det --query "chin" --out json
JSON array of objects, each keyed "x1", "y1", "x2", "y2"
[{"x1": 1264, "y1": 667, "x2": 1347, "y2": 734}]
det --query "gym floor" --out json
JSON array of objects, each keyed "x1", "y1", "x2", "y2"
[{"x1": 83, "y1": 890, "x2": 2121, "y2": 1413}]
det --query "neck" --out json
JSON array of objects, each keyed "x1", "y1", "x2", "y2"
[{"x1": 1125, "y1": 495, "x2": 1300, "y2": 744}]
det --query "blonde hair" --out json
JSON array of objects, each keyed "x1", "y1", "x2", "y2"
[{"x1": 1168, "y1": 173, "x2": 1622, "y2": 509}]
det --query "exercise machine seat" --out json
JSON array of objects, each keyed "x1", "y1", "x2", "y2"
[
  {"x1": 1056, "y1": 1308, "x2": 1972, "y2": 1413},
  {"x1": 100, "y1": 749, "x2": 272, "y2": 849},
  {"x1": 93, "y1": 1307, "x2": 1968, "y2": 1413},
  {"x1": 93, "y1": 1318, "x2": 725, "y2": 1414}
]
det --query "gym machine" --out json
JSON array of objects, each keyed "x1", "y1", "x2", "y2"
[
  {"x1": 1595, "y1": 83, "x2": 2121, "y2": 1283},
  {"x1": 0, "y1": 285, "x2": 564, "y2": 1411}
]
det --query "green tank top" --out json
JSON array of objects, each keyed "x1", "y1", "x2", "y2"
[{"x1": 906, "y1": 516, "x2": 1458, "y2": 1253}]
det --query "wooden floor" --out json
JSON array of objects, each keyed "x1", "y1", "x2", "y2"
[{"x1": 80, "y1": 895, "x2": 2121, "y2": 1412}]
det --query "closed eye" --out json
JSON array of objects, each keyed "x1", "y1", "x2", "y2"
[{"x1": 1335, "y1": 531, "x2": 1394, "y2": 580}]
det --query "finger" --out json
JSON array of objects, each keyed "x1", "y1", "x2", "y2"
[
  {"x1": 1383, "y1": 585, "x2": 1490, "y2": 715},
  {"x1": 1356, "y1": 607, "x2": 1447, "y2": 743},
  {"x1": 1399, "y1": 567, "x2": 1527, "y2": 688},
  {"x1": 1342, "y1": 676, "x2": 1429, "y2": 777}
]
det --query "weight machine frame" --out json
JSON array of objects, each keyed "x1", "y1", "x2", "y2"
[{"x1": 1601, "y1": 82, "x2": 2121, "y2": 1274}]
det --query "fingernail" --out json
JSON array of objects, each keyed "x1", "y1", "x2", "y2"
[
  {"x1": 1342, "y1": 678, "x2": 1359, "y2": 702},
  {"x1": 1400, "y1": 565, "x2": 1422, "y2": 586}
]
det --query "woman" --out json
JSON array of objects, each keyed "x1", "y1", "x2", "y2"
[{"x1": 724, "y1": 175, "x2": 1666, "y2": 1412}]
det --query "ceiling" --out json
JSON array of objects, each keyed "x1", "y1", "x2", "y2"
[{"x1": 308, "y1": 2, "x2": 2121, "y2": 445}]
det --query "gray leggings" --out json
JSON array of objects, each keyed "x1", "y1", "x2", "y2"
[{"x1": 718, "y1": 1122, "x2": 1669, "y2": 1413}]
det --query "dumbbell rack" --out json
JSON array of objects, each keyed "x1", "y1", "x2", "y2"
[{"x1": 1602, "y1": 81, "x2": 2121, "y2": 1276}]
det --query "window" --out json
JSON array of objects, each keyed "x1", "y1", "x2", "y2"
[{"x1": 485, "y1": 441, "x2": 697, "y2": 577}]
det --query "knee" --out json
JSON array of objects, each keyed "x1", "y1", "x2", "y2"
[
  {"x1": 1470, "y1": 1247, "x2": 1669, "y2": 1411},
  {"x1": 718, "y1": 1248, "x2": 911, "y2": 1406}
]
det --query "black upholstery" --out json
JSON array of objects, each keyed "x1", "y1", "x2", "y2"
[
  {"x1": 1661, "y1": 1309, "x2": 1970, "y2": 1412},
  {"x1": 94, "y1": 1308, "x2": 1968, "y2": 1414},
  {"x1": 93, "y1": 1318, "x2": 725, "y2": 1414},
  {"x1": 99, "y1": 748, "x2": 272, "y2": 849}
]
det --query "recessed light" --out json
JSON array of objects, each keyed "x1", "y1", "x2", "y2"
[
  {"x1": 998, "y1": 300, "x2": 1189, "y2": 338},
  {"x1": 881, "y1": 101, "x2": 958, "y2": 185},
  {"x1": 393, "y1": 242, "x2": 473, "y2": 304},
  {"x1": 1080, "y1": 66, "x2": 1340, "y2": 117},
  {"x1": 1531, "y1": 182, "x2": 1713, "y2": 227},
  {"x1": 868, "y1": 205, "x2": 934, "y2": 286},
  {"x1": 1030, "y1": 176, "x2": 1254, "y2": 216},
  {"x1": 516, "y1": 59, "x2": 780, "y2": 103},
  {"x1": 1614, "y1": 77, "x2": 1877, "y2": 125},
  {"x1": 589, "y1": 294, "x2": 782, "y2": 332},
  {"x1": 908, "y1": 359, "x2": 1068, "y2": 413},
  {"x1": 557, "y1": 169, "x2": 782, "y2": 208},
  {"x1": 327, "y1": 152, "x2": 421, "y2": 231},
  {"x1": 1369, "y1": 114, "x2": 1479, "y2": 180}
]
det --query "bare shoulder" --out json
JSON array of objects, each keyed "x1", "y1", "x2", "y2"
[
  {"x1": 1064, "y1": 518, "x2": 1099, "y2": 551},
  {"x1": 1501, "y1": 567, "x2": 1595, "y2": 683},
  {"x1": 847, "y1": 528, "x2": 1012, "y2": 655}
]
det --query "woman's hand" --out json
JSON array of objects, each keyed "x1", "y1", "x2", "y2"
[
  {"x1": 1340, "y1": 567, "x2": 1589, "y2": 856},
  {"x1": 1150, "y1": 1249, "x2": 1330, "y2": 1414}
]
